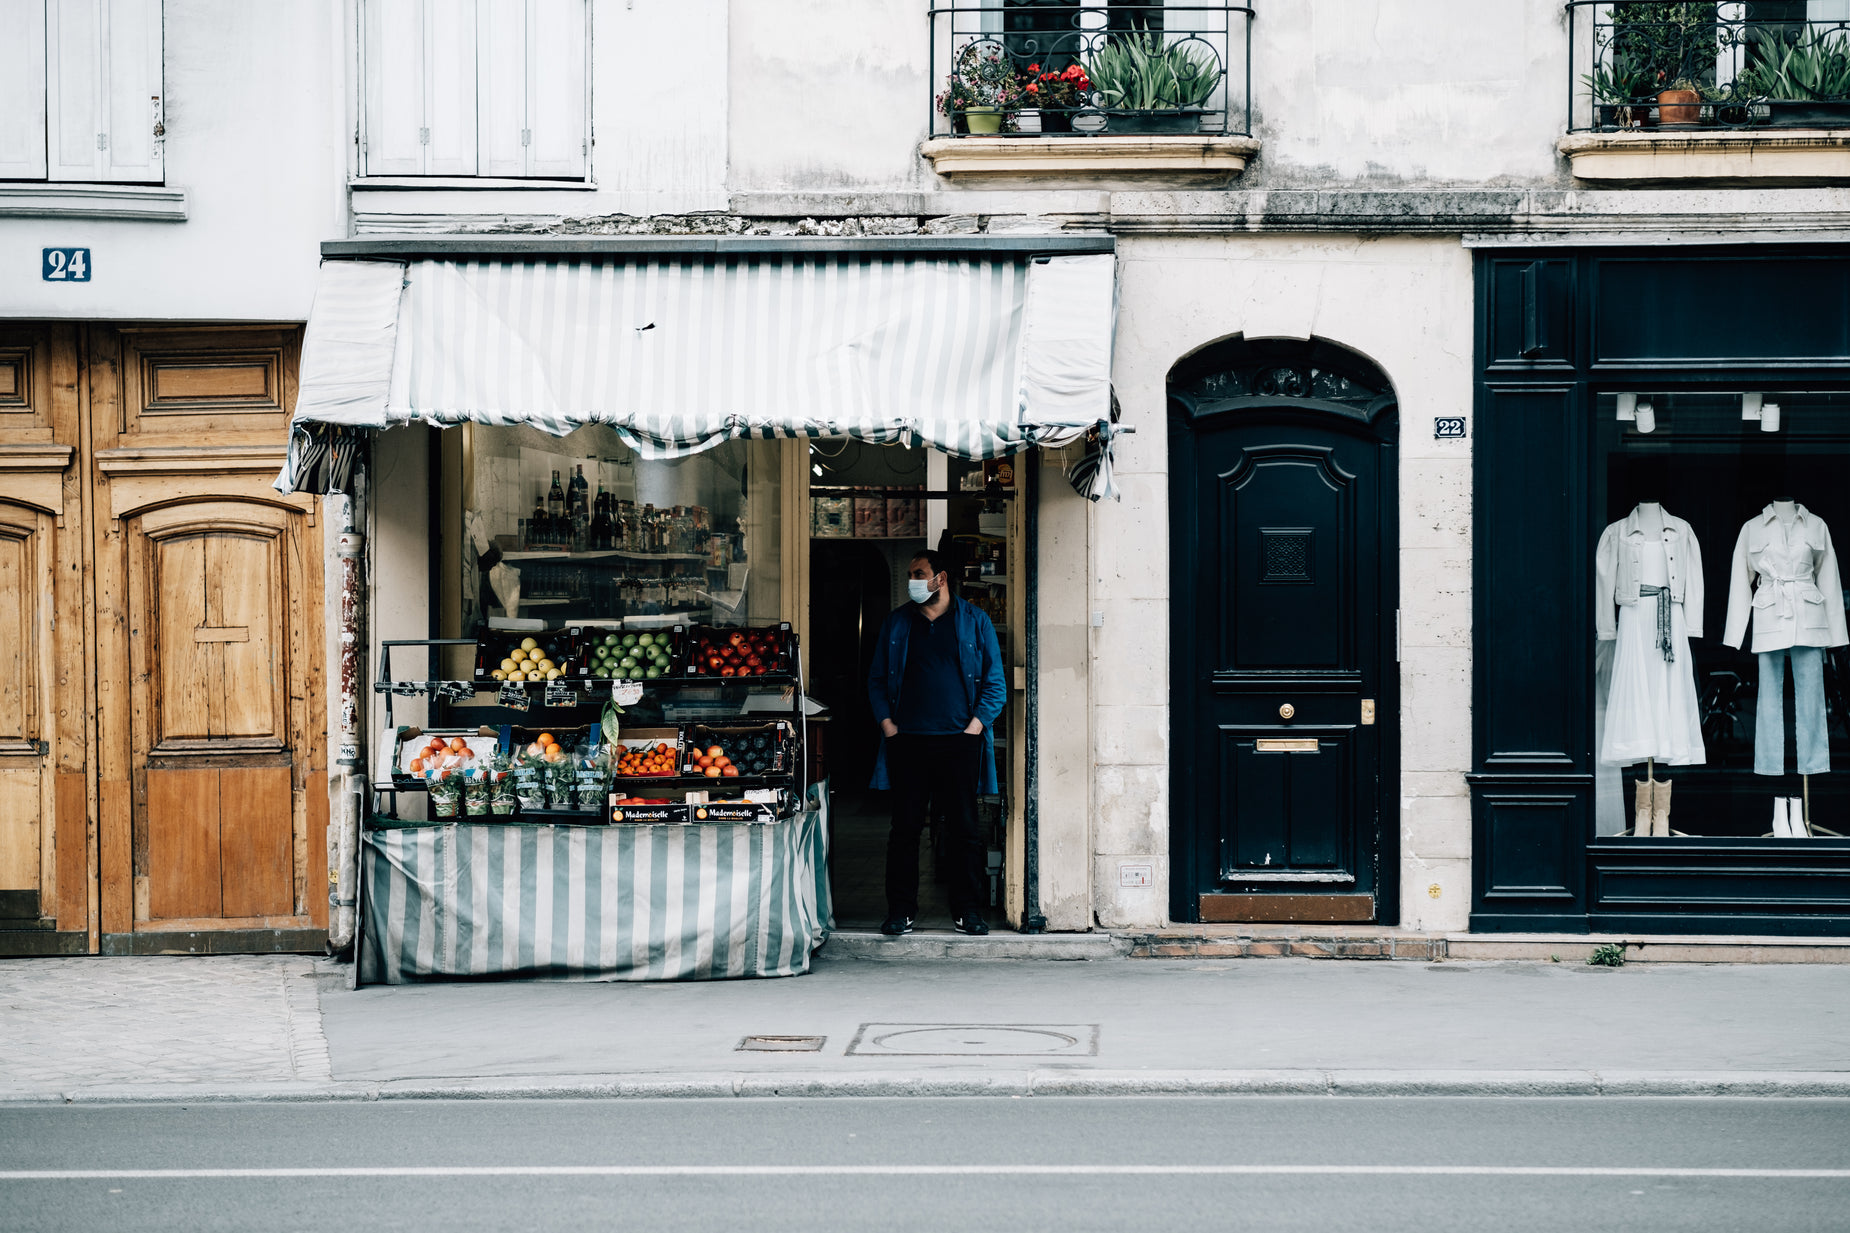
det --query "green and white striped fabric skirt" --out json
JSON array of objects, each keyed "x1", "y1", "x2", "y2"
[{"x1": 359, "y1": 804, "x2": 832, "y2": 984}]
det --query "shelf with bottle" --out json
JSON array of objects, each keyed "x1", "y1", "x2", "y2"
[{"x1": 515, "y1": 469, "x2": 726, "y2": 563}]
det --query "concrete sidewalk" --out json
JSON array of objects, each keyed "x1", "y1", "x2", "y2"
[{"x1": 3, "y1": 943, "x2": 1848, "y2": 1103}]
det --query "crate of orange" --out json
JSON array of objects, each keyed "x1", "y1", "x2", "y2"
[{"x1": 606, "y1": 726, "x2": 685, "y2": 779}]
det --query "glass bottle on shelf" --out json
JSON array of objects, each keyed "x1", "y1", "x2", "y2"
[
  {"x1": 531, "y1": 493, "x2": 548, "y2": 550},
  {"x1": 548, "y1": 470, "x2": 566, "y2": 526},
  {"x1": 641, "y1": 504, "x2": 658, "y2": 554},
  {"x1": 590, "y1": 488, "x2": 612, "y2": 551},
  {"x1": 620, "y1": 501, "x2": 638, "y2": 552}
]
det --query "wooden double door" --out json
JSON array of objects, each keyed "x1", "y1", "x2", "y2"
[
  {"x1": 0, "y1": 323, "x2": 325, "y2": 955},
  {"x1": 1170, "y1": 396, "x2": 1398, "y2": 924}
]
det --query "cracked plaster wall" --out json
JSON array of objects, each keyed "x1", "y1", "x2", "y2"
[{"x1": 1095, "y1": 232, "x2": 1475, "y2": 931}]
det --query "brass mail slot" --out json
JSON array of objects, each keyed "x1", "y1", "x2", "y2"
[{"x1": 1254, "y1": 738, "x2": 1319, "y2": 753}]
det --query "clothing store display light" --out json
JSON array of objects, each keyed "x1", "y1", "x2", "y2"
[
  {"x1": 1742, "y1": 392, "x2": 1781, "y2": 432},
  {"x1": 1616, "y1": 393, "x2": 1655, "y2": 433}
]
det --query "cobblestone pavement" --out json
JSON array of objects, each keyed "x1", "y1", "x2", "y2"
[{"x1": 0, "y1": 955, "x2": 332, "y2": 1090}]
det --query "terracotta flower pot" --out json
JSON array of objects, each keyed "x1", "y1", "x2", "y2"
[{"x1": 1657, "y1": 88, "x2": 1701, "y2": 126}]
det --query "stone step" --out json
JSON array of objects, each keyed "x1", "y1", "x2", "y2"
[
  {"x1": 822, "y1": 929, "x2": 1128, "y2": 962},
  {"x1": 1121, "y1": 928, "x2": 1850, "y2": 964}
]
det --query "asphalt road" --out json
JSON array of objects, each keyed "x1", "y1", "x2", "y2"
[{"x1": 3, "y1": 1097, "x2": 1848, "y2": 1232}]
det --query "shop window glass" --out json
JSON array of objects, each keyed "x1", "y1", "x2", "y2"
[
  {"x1": 463, "y1": 425, "x2": 782, "y2": 632},
  {"x1": 1594, "y1": 390, "x2": 1850, "y2": 840}
]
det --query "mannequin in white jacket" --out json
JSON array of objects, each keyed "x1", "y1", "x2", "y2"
[{"x1": 1723, "y1": 502, "x2": 1847, "y2": 837}]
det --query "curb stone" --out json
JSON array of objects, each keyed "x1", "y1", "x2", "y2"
[{"x1": 6, "y1": 1069, "x2": 1850, "y2": 1105}]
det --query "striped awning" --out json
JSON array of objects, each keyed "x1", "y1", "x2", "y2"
[{"x1": 280, "y1": 251, "x2": 1118, "y2": 499}]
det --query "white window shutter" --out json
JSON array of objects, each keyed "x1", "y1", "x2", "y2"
[
  {"x1": 101, "y1": 0, "x2": 162, "y2": 182},
  {"x1": 46, "y1": 0, "x2": 104, "y2": 181},
  {"x1": 424, "y1": 0, "x2": 478, "y2": 176},
  {"x1": 525, "y1": 0, "x2": 586, "y2": 178},
  {"x1": 363, "y1": 0, "x2": 426, "y2": 175},
  {"x1": 0, "y1": 0, "x2": 48, "y2": 179},
  {"x1": 476, "y1": 0, "x2": 525, "y2": 177}
]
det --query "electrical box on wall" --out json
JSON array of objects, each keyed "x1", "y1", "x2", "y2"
[{"x1": 1118, "y1": 863, "x2": 1153, "y2": 888}]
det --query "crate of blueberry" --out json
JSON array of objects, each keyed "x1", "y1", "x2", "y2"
[{"x1": 683, "y1": 722, "x2": 792, "y2": 780}]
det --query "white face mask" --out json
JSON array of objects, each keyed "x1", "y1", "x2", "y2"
[{"x1": 907, "y1": 577, "x2": 937, "y2": 604}]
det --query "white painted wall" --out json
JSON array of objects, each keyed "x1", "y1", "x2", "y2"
[
  {"x1": 1248, "y1": 0, "x2": 1568, "y2": 186},
  {"x1": 0, "y1": 0, "x2": 346, "y2": 321},
  {"x1": 1096, "y1": 233, "x2": 1476, "y2": 931}
]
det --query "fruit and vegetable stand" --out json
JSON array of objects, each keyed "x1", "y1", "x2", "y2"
[{"x1": 356, "y1": 626, "x2": 830, "y2": 984}]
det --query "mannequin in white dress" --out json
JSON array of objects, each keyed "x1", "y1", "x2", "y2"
[{"x1": 1594, "y1": 502, "x2": 1706, "y2": 835}]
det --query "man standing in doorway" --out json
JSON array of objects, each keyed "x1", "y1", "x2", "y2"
[{"x1": 868, "y1": 549, "x2": 1008, "y2": 936}]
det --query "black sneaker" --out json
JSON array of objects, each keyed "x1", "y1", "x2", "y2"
[
  {"x1": 880, "y1": 915, "x2": 914, "y2": 936},
  {"x1": 954, "y1": 914, "x2": 989, "y2": 936}
]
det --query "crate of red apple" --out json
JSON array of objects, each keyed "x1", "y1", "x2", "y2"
[{"x1": 681, "y1": 623, "x2": 793, "y2": 678}]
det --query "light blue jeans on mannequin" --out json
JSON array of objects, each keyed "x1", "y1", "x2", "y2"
[{"x1": 1757, "y1": 646, "x2": 1830, "y2": 776}]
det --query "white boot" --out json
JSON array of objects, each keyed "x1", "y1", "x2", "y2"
[
  {"x1": 1772, "y1": 797, "x2": 1793, "y2": 838},
  {"x1": 1634, "y1": 780, "x2": 1654, "y2": 836},
  {"x1": 1790, "y1": 797, "x2": 1811, "y2": 838},
  {"x1": 1651, "y1": 779, "x2": 1673, "y2": 837}
]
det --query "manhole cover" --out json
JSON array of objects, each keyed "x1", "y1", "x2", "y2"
[
  {"x1": 736, "y1": 1035, "x2": 826, "y2": 1052},
  {"x1": 846, "y1": 1023, "x2": 1099, "y2": 1057}
]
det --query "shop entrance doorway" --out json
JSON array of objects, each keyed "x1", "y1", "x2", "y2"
[
  {"x1": 804, "y1": 442, "x2": 1026, "y2": 931},
  {"x1": 1168, "y1": 339, "x2": 1399, "y2": 924}
]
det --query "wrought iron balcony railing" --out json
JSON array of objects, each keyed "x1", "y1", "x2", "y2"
[
  {"x1": 1569, "y1": 1, "x2": 1850, "y2": 132},
  {"x1": 927, "y1": 2, "x2": 1252, "y2": 138}
]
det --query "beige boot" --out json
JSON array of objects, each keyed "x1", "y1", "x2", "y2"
[
  {"x1": 1651, "y1": 778, "x2": 1672, "y2": 836},
  {"x1": 1633, "y1": 779, "x2": 1654, "y2": 836}
]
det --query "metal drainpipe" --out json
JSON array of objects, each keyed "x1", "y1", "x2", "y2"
[
  {"x1": 1022, "y1": 455, "x2": 1046, "y2": 933},
  {"x1": 327, "y1": 483, "x2": 367, "y2": 955}
]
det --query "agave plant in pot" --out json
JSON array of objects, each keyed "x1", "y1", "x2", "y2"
[
  {"x1": 1086, "y1": 32, "x2": 1220, "y2": 134},
  {"x1": 937, "y1": 40, "x2": 1026, "y2": 136}
]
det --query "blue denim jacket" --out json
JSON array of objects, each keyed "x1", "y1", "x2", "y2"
[{"x1": 866, "y1": 595, "x2": 1007, "y2": 793}]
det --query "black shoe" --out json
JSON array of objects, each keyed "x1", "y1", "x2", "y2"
[
  {"x1": 880, "y1": 915, "x2": 914, "y2": 936},
  {"x1": 954, "y1": 914, "x2": 989, "y2": 936}
]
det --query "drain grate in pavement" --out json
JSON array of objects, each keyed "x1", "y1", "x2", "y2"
[
  {"x1": 846, "y1": 1023, "x2": 1099, "y2": 1057},
  {"x1": 736, "y1": 1035, "x2": 827, "y2": 1052}
]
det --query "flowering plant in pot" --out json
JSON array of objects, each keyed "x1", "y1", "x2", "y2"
[
  {"x1": 937, "y1": 40, "x2": 1026, "y2": 135},
  {"x1": 1021, "y1": 62, "x2": 1091, "y2": 133}
]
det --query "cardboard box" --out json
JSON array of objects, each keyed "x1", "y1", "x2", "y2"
[
  {"x1": 390, "y1": 727, "x2": 499, "y2": 780},
  {"x1": 609, "y1": 725, "x2": 685, "y2": 780},
  {"x1": 811, "y1": 496, "x2": 852, "y2": 538},
  {"x1": 681, "y1": 720, "x2": 794, "y2": 778},
  {"x1": 474, "y1": 629, "x2": 572, "y2": 682},
  {"x1": 606, "y1": 801, "x2": 688, "y2": 824},
  {"x1": 853, "y1": 494, "x2": 888, "y2": 538},
  {"x1": 885, "y1": 491, "x2": 922, "y2": 538},
  {"x1": 681, "y1": 623, "x2": 794, "y2": 679}
]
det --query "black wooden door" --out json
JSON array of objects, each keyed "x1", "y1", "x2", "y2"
[{"x1": 1171, "y1": 401, "x2": 1397, "y2": 922}]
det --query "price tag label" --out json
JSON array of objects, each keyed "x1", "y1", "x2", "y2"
[
  {"x1": 497, "y1": 681, "x2": 531, "y2": 712},
  {"x1": 438, "y1": 680, "x2": 475, "y2": 702},
  {"x1": 612, "y1": 680, "x2": 645, "y2": 707},
  {"x1": 545, "y1": 680, "x2": 579, "y2": 708}
]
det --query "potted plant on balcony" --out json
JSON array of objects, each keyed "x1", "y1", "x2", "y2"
[
  {"x1": 1584, "y1": 51, "x2": 1657, "y2": 128},
  {"x1": 1086, "y1": 32, "x2": 1220, "y2": 135},
  {"x1": 1732, "y1": 25, "x2": 1850, "y2": 127},
  {"x1": 1021, "y1": 61, "x2": 1091, "y2": 134},
  {"x1": 937, "y1": 40, "x2": 1026, "y2": 136},
  {"x1": 1599, "y1": 2, "x2": 1718, "y2": 125}
]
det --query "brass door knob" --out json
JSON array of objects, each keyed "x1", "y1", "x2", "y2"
[{"x1": 1278, "y1": 703, "x2": 1295, "y2": 720}]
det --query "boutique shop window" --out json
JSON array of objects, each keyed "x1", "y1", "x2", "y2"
[
  {"x1": 457, "y1": 425, "x2": 784, "y2": 632},
  {"x1": 1594, "y1": 391, "x2": 1850, "y2": 841}
]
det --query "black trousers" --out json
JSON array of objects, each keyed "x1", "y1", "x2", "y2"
[{"x1": 884, "y1": 732, "x2": 987, "y2": 918}]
